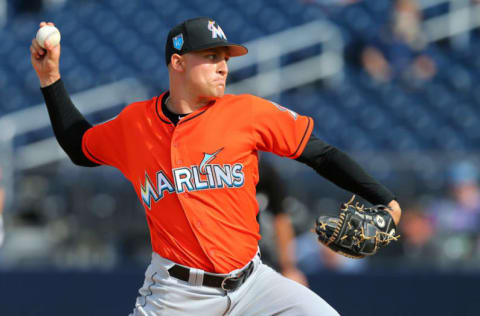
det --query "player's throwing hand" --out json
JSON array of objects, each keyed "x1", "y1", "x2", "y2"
[{"x1": 30, "y1": 21, "x2": 61, "y2": 88}]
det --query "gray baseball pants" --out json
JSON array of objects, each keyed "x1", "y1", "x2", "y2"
[{"x1": 130, "y1": 252, "x2": 339, "y2": 316}]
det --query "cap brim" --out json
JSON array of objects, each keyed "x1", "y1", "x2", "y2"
[
  {"x1": 225, "y1": 43, "x2": 248, "y2": 57},
  {"x1": 186, "y1": 42, "x2": 248, "y2": 57}
]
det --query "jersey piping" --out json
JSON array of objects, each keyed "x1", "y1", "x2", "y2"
[{"x1": 289, "y1": 117, "x2": 313, "y2": 158}]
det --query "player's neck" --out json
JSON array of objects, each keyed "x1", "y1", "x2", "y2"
[{"x1": 166, "y1": 92, "x2": 212, "y2": 114}]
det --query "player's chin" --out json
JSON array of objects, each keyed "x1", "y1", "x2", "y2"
[{"x1": 210, "y1": 86, "x2": 225, "y2": 98}]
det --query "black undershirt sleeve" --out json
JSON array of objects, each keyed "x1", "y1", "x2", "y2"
[
  {"x1": 295, "y1": 134, "x2": 395, "y2": 206},
  {"x1": 257, "y1": 159, "x2": 287, "y2": 215},
  {"x1": 41, "y1": 79, "x2": 99, "y2": 167}
]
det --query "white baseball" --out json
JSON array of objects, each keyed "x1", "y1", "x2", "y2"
[{"x1": 36, "y1": 25, "x2": 61, "y2": 49}]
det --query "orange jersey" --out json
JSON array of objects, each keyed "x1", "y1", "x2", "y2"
[{"x1": 82, "y1": 93, "x2": 313, "y2": 273}]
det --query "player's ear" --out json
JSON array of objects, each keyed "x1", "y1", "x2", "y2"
[{"x1": 170, "y1": 54, "x2": 185, "y2": 72}]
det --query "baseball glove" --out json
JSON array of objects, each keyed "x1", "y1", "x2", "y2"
[{"x1": 315, "y1": 196, "x2": 399, "y2": 259}]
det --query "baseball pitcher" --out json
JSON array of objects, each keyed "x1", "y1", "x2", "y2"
[{"x1": 30, "y1": 17, "x2": 401, "y2": 315}]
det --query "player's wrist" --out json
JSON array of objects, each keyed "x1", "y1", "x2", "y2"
[
  {"x1": 39, "y1": 73, "x2": 61, "y2": 88},
  {"x1": 387, "y1": 200, "x2": 402, "y2": 225}
]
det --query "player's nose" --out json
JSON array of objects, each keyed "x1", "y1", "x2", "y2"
[{"x1": 217, "y1": 59, "x2": 228, "y2": 77}]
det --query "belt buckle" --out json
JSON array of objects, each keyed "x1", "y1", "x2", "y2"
[
  {"x1": 221, "y1": 274, "x2": 242, "y2": 291},
  {"x1": 221, "y1": 261, "x2": 254, "y2": 291}
]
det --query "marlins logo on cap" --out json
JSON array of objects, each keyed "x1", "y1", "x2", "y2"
[{"x1": 207, "y1": 20, "x2": 227, "y2": 40}]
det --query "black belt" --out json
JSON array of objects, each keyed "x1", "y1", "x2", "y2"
[{"x1": 168, "y1": 261, "x2": 255, "y2": 291}]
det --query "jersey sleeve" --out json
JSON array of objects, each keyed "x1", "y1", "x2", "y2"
[
  {"x1": 82, "y1": 114, "x2": 127, "y2": 172},
  {"x1": 251, "y1": 96, "x2": 313, "y2": 159}
]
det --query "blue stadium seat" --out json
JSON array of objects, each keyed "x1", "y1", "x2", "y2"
[
  {"x1": 384, "y1": 126, "x2": 422, "y2": 151},
  {"x1": 214, "y1": 8, "x2": 248, "y2": 37},
  {"x1": 445, "y1": 65, "x2": 473, "y2": 92},
  {"x1": 277, "y1": 0, "x2": 312, "y2": 23},
  {"x1": 63, "y1": 65, "x2": 96, "y2": 92},
  {"x1": 257, "y1": 7, "x2": 289, "y2": 34},
  {"x1": 188, "y1": 0, "x2": 225, "y2": 18}
]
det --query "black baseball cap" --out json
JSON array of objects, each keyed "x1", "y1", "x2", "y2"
[{"x1": 165, "y1": 17, "x2": 248, "y2": 65}]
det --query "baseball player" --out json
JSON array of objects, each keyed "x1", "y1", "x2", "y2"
[
  {"x1": 30, "y1": 18, "x2": 401, "y2": 315},
  {"x1": 256, "y1": 158, "x2": 308, "y2": 286}
]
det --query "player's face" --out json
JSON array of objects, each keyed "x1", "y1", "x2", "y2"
[{"x1": 183, "y1": 47, "x2": 230, "y2": 100}]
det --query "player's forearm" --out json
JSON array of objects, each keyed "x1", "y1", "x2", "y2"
[
  {"x1": 0, "y1": 188, "x2": 4, "y2": 215},
  {"x1": 318, "y1": 148, "x2": 395, "y2": 205},
  {"x1": 296, "y1": 134, "x2": 395, "y2": 206},
  {"x1": 274, "y1": 214, "x2": 309, "y2": 286},
  {"x1": 41, "y1": 79, "x2": 98, "y2": 167},
  {"x1": 274, "y1": 214, "x2": 297, "y2": 271}
]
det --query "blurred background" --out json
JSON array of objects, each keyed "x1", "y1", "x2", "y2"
[{"x1": 1, "y1": 0, "x2": 480, "y2": 315}]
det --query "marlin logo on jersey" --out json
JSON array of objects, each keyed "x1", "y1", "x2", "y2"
[
  {"x1": 140, "y1": 148, "x2": 244, "y2": 209},
  {"x1": 200, "y1": 147, "x2": 223, "y2": 174},
  {"x1": 207, "y1": 20, "x2": 227, "y2": 40}
]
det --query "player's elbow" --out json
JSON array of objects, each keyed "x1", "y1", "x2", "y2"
[
  {"x1": 64, "y1": 147, "x2": 99, "y2": 167},
  {"x1": 69, "y1": 154, "x2": 99, "y2": 167},
  {"x1": 55, "y1": 128, "x2": 98, "y2": 167},
  {"x1": 57, "y1": 140, "x2": 98, "y2": 167}
]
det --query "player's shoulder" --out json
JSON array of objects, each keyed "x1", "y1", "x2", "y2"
[
  {"x1": 218, "y1": 93, "x2": 269, "y2": 110},
  {"x1": 123, "y1": 96, "x2": 158, "y2": 111},
  {"x1": 221, "y1": 93, "x2": 263, "y2": 102},
  {"x1": 117, "y1": 96, "x2": 159, "y2": 118}
]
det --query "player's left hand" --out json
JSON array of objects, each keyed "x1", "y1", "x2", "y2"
[{"x1": 315, "y1": 196, "x2": 400, "y2": 259}]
